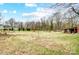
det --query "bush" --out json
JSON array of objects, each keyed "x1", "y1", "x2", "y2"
[{"x1": 27, "y1": 28, "x2": 31, "y2": 31}]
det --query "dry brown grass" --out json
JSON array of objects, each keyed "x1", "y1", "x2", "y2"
[{"x1": 0, "y1": 31, "x2": 78, "y2": 54}]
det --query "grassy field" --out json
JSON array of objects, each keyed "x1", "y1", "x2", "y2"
[{"x1": 0, "y1": 31, "x2": 79, "y2": 55}]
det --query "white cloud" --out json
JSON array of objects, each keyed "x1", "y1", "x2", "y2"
[
  {"x1": 22, "y1": 7, "x2": 57, "y2": 21},
  {"x1": 37, "y1": 7, "x2": 56, "y2": 14},
  {"x1": 2, "y1": 10, "x2": 8, "y2": 13},
  {"x1": 12, "y1": 10, "x2": 16, "y2": 14},
  {"x1": 23, "y1": 8, "x2": 55, "y2": 16},
  {"x1": 36, "y1": 7, "x2": 44, "y2": 11},
  {"x1": 25, "y1": 3, "x2": 37, "y2": 7}
]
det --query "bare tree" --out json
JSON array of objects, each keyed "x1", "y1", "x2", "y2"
[
  {"x1": 5, "y1": 18, "x2": 15, "y2": 30},
  {"x1": 53, "y1": 12, "x2": 62, "y2": 31},
  {"x1": 71, "y1": 7, "x2": 79, "y2": 15}
]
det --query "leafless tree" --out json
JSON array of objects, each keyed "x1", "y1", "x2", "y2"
[{"x1": 5, "y1": 18, "x2": 15, "y2": 30}]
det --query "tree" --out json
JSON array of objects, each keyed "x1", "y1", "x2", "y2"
[
  {"x1": 71, "y1": 7, "x2": 79, "y2": 15},
  {"x1": 18, "y1": 22, "x2": 24, "y2": 31},
  {"x1": 47, "y1": 16, "x2": 54, "y2": 31},
  {"x1": 63, "y1": 7, "x2": 78, "y2": 28},
  {"x1": 5, "y1": 18, "x2": 15, "y2": 31},
  {"x1": 53, "y1": 12, "x2": 62, "y2": 31},
  {"x1": 40, "y1": 18, "x2": 46, "y2": 30}
]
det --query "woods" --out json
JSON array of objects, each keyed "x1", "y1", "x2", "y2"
[{"x1": 0, "y1": 4, "x2": 79, "y2": 32}]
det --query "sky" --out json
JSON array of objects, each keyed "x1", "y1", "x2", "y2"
[
  {"x1": 0, "y1": 3, "x2": 56, "y2": 22},
  {"x1": 0, "y1": 3, "x2": 79, "y2": 22}
]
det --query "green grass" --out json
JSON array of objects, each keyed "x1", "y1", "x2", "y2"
[
  {"x1": 0, "y1": 31, "x2": 79, "y2": 55},
  {"x1": 60, "y1": 33, "x2": 79, "y2": 54}
]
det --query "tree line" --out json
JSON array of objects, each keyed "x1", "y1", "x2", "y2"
[{"x1": 2, "y1": 4, "x2": 79, "y2": 31}]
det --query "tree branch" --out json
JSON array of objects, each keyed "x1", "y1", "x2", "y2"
[{"x1": 71, "y1": 7, "x2": 79, "y2": 15}]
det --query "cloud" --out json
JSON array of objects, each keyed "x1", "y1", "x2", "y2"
[
  {"x1": 36, "y1": 7, "x2": 44, "y2": 11},
  {"x1": 36, "y1": 7, "x2": 56, "y2": 14},
  {"x1": 2, "y1": 10, "x2": 8, "y2": 13},
  {"x1": 1, "y1": 10, "x2": 17, "y2": 14},
  {"x1": 25, "y1": 3, "x2": 37, "y2": 7},
  {"x1": 12, "y1": 10, "x2": 16, "y2": 14},
  {"x1": 22, "y1": 7, "x2": 57, "y2": 21}
]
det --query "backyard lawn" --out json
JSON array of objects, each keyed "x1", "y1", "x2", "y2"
[{"x1": 0, "y1": 31, "x2": 79, "y2": 55}]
